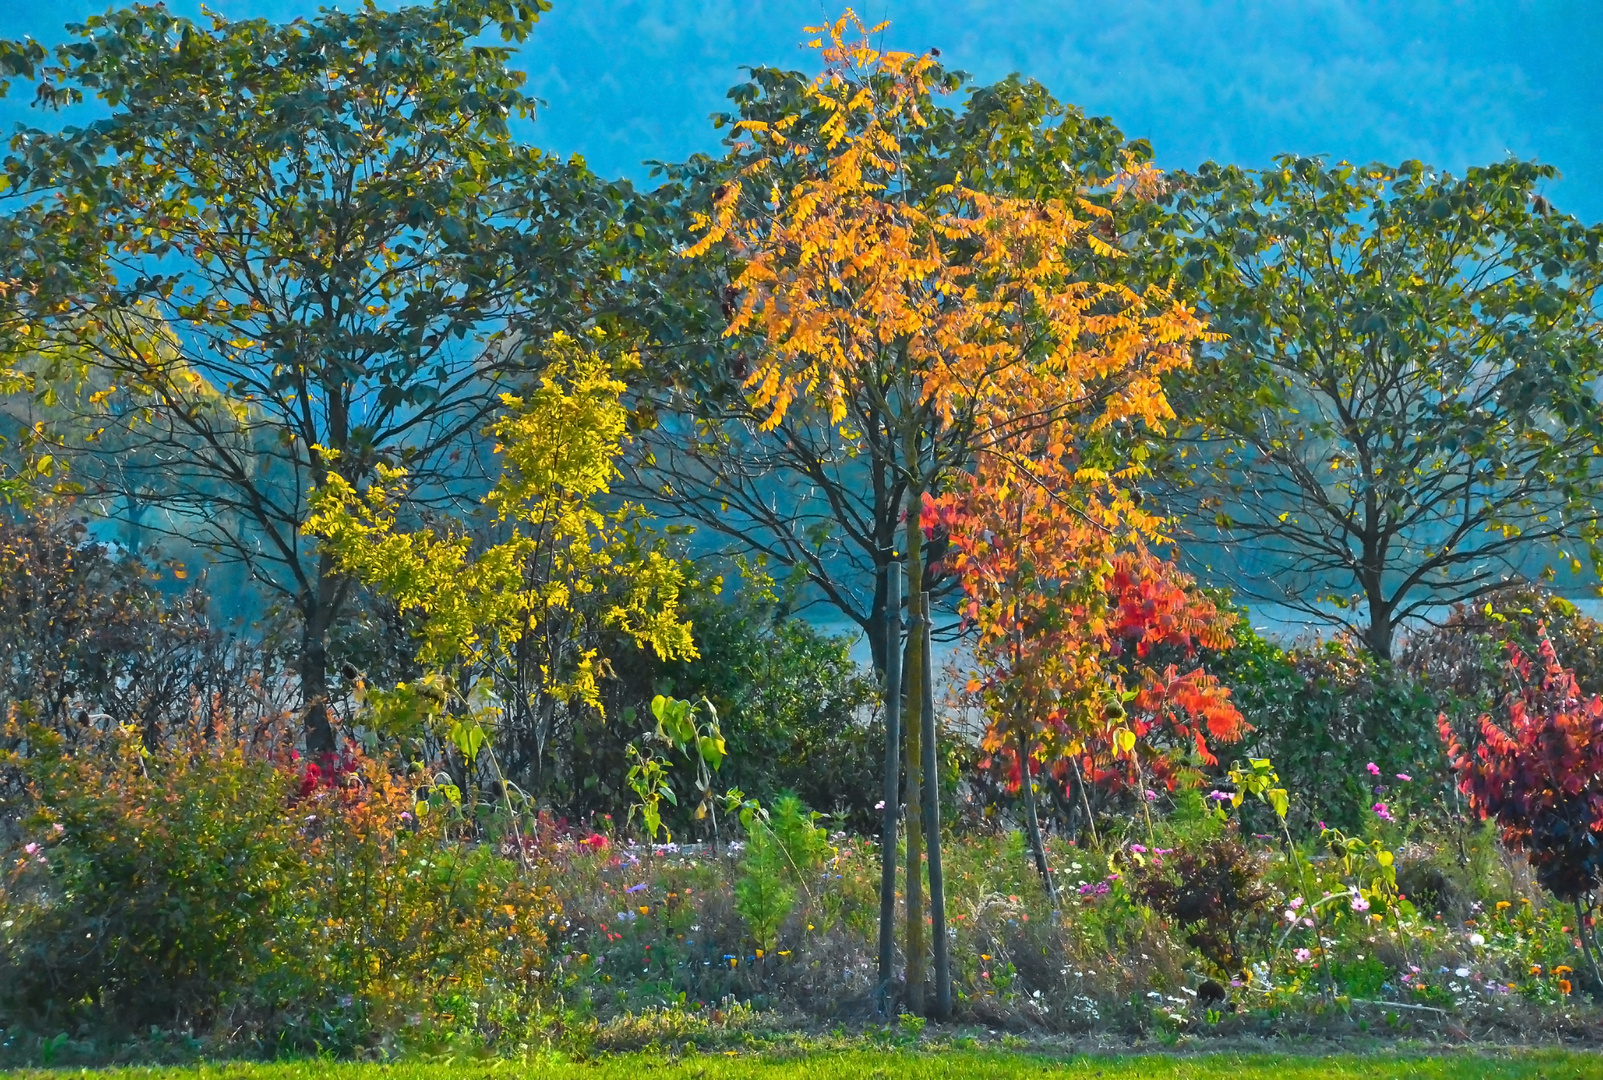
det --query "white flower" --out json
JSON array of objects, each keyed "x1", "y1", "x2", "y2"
[
  {"x1": 1455, "y1": 967, "x2": 1470, "y2": 978},
  {"x1": 1468, "y1": 933, "x2": 1485, "y2": 947}
]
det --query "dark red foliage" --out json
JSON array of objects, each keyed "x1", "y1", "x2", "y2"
[
  {"x1": 1440, "y1": 624, "x2": 1603, "y2": 901},
  {"x1": 1130, "y1": 838, "x2": 1271, "y2": 975}
]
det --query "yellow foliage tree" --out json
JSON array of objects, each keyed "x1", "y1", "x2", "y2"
[
  {"x1": 308, "y1": 334, "x2": 696, "y2": 786},
  {"x1": 685, "y1": 10, "x2": 1215, "y2": 1013}
]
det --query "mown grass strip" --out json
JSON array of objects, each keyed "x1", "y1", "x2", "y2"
[{"x1": 5, "y1": 1050, "x2": 1599, "y2": 1080}]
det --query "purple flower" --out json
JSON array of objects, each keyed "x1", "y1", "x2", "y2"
[
  {"x1": 625, "y1": 882, "x2": 649, "y2": 894},
  {"x1": 1207, "y1": 790, "x2": 1231, "y2": 801}
]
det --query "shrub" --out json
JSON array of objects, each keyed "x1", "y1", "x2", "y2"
[
  {"x1": 0, "y1": 508, "x2": 286, "y2": 744},
  {"x1": 1403, "y1": 584, "x2": 1603, "y2": 705},
  {"x1": 0, "y1": 725, "x2": 557, "y2": 1051},
  {"x1": 0, "y1": 724, "x2": 302, "y2": 1031},
  {"x1": 1440, "y1": 627, "x2": 1603, "y2": 911},
  {"x1": 733, "y1": 794, "x2": 830, "y2": 950},
  {"x1": 1210, "y1": 626, "x2": 1444, "y2": 832},
  {"x1": 1129, "y1": 837, "x2": 1271, "y2": 976},
  {"x1": 597, "y1": 586, "x2": 882, "y2": 834}
]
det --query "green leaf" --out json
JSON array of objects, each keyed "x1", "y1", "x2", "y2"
[
  {"x1": 698, "y1": 733, "x2": 725, "y2": 771},
  {"x1": 1267, "y1": 787, "x2": 1289, "y2": 820},
  {"x1": 448, "y1": 718, "x2": 486, "y2": 763}
]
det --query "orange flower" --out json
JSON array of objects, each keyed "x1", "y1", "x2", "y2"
[{"x1": 1560, "y1": 979, "x2": 1573, "y2": 995}]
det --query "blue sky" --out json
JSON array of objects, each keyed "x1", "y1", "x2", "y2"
[{"x1": 2, "y1": 1, "x2": 1600, "y2": 220}]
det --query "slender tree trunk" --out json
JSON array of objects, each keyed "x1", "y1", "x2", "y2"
[
  {"x1": 902, "y1": 425, "x2": 926, "y2": 1015},
  {"x1": 902, "y1": 589, "x2": 926, "y2": 1016},
  {"x1": 1574, "y1": 896, "x2": 1603, "y2": 990},
  {"x1": 876, "y1": 563, "x2": 903, "y2": 1015},
  {"x1": 921, "y1": 598, "x2": 951, "y2": 1017},
  {"x1": 1018, "y1": 726, "x2": 1058, "y2": 907}
]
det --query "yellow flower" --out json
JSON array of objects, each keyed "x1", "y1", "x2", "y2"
[
  {"x1": 1496, "y1": 900, "x2": 1511, "y2": 911},
  {"x1": 755, "y1": 949, "x2": 764, "y2": 958},
  {"x1": 638, "y1": 906, "x2": 650, "y2": 916},
  {"x1": 1555, "y1": 965, "x2": 1573, "y2": 976}
]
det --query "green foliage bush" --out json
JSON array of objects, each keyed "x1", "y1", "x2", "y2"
[
  {"x1": 594, "y1": 586, "x2": 881, "y2": 833},
  {"x1": 734, "y1": 794, "x2": 831, "y2": 950},
  {"x1": 1209, "y1": 626, "x2": 1444, "y2": 832}
]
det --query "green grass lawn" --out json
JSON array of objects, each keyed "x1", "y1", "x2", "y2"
[{"x1": 6, "y1": 1051, "x2": 1602, "y2": 1080}]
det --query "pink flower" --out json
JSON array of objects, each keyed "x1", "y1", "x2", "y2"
[
  {"x1": 24, "y1": 843, "x2": 38, "y2": 855},
  {"x1": 1366, "y1": 762, "x2": 1381, "y2": 776},
  {"x1": 1350, "y1": 894, "x2": 1371, "y2": 912},
  {"x1": 1372, "y1": 801, "x2": 1395, "y2": 822},
  {"x1": 1295, "y1": 948, "x2": 1312, "y2": 962},
  {"x1": 1396, "y1": 773, "x2": 1412, "y2": 782}
]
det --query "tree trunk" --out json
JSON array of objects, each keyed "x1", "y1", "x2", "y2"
[
  {"x1": 299, "y1": 556, "x2": 346, "y2": 758},
  {"x1": 921, "y1": 599, "x2": 951, "y2": 1017},
  {"x1": 1018, "y1": 726, "x2": 1059, "y2": 907},
  {"x1": 876, "y1": 563, "x2": 903, "y2": 1015},
  {"x1": 902, "y1": 427, "x2": 926, "y2": 1015},
  {"x1": 902, "y1": 589, "x2": 926, "y2": 1016},
  {"x1": 300, "y1": 603, "x2": 336, "y2": 757}
]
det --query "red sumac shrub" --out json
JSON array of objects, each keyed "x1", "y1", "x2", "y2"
[{"x1": 1441, "y1": 625, "x2": 1603, "y2": 902}]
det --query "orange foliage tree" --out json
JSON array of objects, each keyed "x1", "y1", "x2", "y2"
[
  {"x1": 685, "y1": 10, "x2": 1213, "y2": 1009},
  {"x1": 927, "y1": 436, "x2": 1243, "y2": 896}
]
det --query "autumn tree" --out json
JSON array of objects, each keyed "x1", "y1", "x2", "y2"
[
  {"x1": 0, "y1": 0, "x2": 628, "y2": 752},
  {"x1": 929, "y1": 433, "x2": 1242, "y2": 891},
  {"x1": 686, "y1": 11, "x2": 1210, "y2": 1014},
  {"x1": 308, "y1": 334, "x2": 696, "y2": 794},
  {"x1": 1159, "y1": 157, "x2": 1603, "y2": 658},
  {"x1": 628, "y1": 63, "x2": 1171, "y2": 673}
]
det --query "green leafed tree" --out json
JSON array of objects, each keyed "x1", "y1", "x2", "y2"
[
  {"x1": 0, "y1": 0, "x2": 633, "y2": 751},
  {"x1": 1159, "y1": 157, "x2": 1603, "y2": 658}
]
